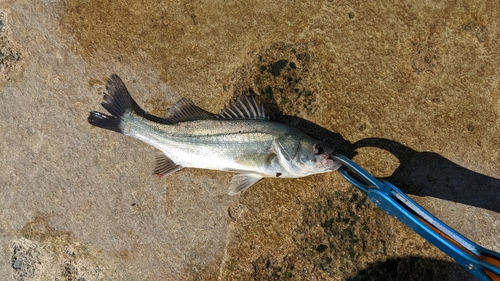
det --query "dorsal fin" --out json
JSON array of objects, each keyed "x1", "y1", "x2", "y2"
[
  {"x1": 218, "y1": 91, "x2": 267, "y2": 120},
  {"x1": 164, "y1": 98, "x2": 217, "y2": 123}
]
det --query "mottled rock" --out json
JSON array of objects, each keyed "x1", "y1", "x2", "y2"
[{"x1": 1, "y1": 1, "x2": 499, "y2": 280}]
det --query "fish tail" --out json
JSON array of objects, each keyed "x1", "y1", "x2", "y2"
[{"x1": 88, "y1": 74, "x2": 144, "y2": 133}]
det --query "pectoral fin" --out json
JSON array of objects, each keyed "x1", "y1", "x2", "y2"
[
  {"x1": 228, "y1": 174, "x2": 263, "y2": 195},
  {"x1": 153, "y1": 152, "x2": 183, "y2": 178}
]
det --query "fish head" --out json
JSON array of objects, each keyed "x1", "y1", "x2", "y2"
[{"x1": 292, "y1": 138, "x2": 342, "y2": 176}]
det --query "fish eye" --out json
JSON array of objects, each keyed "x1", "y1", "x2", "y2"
[{"x1": 314, "y1": 143, "x2": 325, "y2": 155}]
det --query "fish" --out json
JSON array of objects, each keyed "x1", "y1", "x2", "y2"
[{"x1": 88, "y1": 74, "x2": 341, "y2": 195}]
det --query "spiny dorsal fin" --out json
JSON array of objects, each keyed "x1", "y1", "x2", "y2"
[
  {"x1": 218, "y1": 91, "x2": 267, "y2": 120},
  {"x1": 164, "y1": 98, "x2": 217, "y2": 123}
]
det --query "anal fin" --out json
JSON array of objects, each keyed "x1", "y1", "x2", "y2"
[
  {"x1": 228, "y1": 174, "x2": 263, "y2": 195},
  {"x1": 154, "y1": 153, "x2": 183, "y2": 178}
]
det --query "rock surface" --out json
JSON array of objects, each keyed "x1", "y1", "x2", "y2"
[{"x1": 1, "y1": 0, "x2": 499, "y2": 280}]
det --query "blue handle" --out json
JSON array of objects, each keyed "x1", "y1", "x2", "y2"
[{"x1": 332, "y1": 154, "x2": 500, "y2": 281}]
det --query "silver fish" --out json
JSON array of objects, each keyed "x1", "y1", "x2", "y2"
[{"x1": 88, "y1": 75, "x2": 341, "y2": 195}]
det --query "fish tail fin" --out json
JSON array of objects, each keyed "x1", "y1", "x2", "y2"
[
  {"x1": 88, "y1": 111, "x2": 122, "y2": 133},
  {"x1": 88, "y1": 74, "x2": 144, "y2": 133}
]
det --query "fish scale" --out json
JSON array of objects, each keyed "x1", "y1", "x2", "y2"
[{"x1": 88, "y1": 74, "x2": 341, "y2": 195}]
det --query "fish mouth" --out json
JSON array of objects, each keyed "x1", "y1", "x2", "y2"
[
  {"x1": 313, "y1": 143, "x2": 342, "y2": 170},
  {"x1": 318, "y1": 153, "x2": 342, "y2": 170}
]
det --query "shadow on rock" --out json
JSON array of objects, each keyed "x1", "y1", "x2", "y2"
[
  {"x1": 257, "y1": 96, "x2": 492, "y2": 281},
  {"x1": 354, "y1": 138, "x2": 500, "y2": 214},
  {"x1": 257, "y1": 92, "x2": 356, "y2": 158},
  {"x1": 268, "y1": 110, "x2": 500, "y2": 215},
  {"x1": 347, "y1": 256, "x2": 476, "y2": 281},
  {"x1": 271, "y1": 113, "x2": 356, "y2": 158}
]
